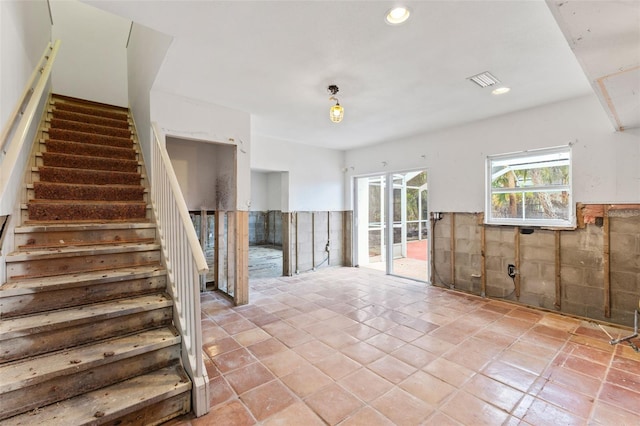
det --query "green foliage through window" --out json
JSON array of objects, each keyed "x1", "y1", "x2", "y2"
[{"x1": 486, "y1": 147, "x2": 573, "y2": 226}]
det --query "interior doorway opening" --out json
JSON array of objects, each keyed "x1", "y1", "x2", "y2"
[
  {"x1": 248, "y1": 170, "x2": 287, "y2": 279},
  {"x1": 249, "y1": 210, "x2": 283, "y2": 279},
  {"x1": 167, "y1": 136, "x2": 245, "y2": 302},
  {"x1": 355, "y1": 170, "x2": 429, "y2": 282}
]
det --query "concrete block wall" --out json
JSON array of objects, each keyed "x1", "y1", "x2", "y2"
[
  {"x1": 519, "y1": 229, "x2": 557, "y2": 310},
  {"x1": 249, "y1": 211, "x2": 267, "y2": 245},
  {"x1": 610, "y1": 214, "x2": 640, "y2": 325},
  {"x1": 453, "y1": 213, "x2": 482, "y2": 293},
  {"x1": 432, "y1": 214, "x2": 452, "y2": 285},
  {"x1": 267, "y1": 211, "x2": 282, "y2": 246},
  {"x1": 433, "y1": 210, "x2": 640, "y2": 327},
  {"x1": 285, "y1": 211, "x2": 353, "y2": 275},
  {"x1": 484, "y1": 226, "x2": 516, "y2": 298},
  {"x1": 561, "y1": 224, "x2": 604, "y2": 320},
  {"x1": 249, "y1": 211, "x2": 282, "y2": 246}
]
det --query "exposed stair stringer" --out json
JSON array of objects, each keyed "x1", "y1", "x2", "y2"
[{"x1": 0, "y1": 94, "x2": 194, "y2": 425}]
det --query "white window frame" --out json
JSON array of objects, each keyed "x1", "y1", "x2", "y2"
[{"x1": 485, "y1": 146, "x2": 574, "y2": 228}]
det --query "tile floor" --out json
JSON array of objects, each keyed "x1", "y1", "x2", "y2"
[{"x1": 168, "y1": 267, "x2": 640, "y2": 425}]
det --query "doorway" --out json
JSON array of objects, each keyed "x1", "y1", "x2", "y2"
[
  {"x1": 355, "y1": 170, "x2": 429, "y2": 282},
  {"x1": 248, "y1": 170, "x2": 286, "y2": 279}
]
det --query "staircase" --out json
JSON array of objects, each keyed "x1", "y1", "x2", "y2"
[{"x1": 0, "y1": 95, "x2": 192, "y2": 425}]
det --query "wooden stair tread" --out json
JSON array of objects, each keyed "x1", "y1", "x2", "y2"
[
  {"x1": 35, "y1": 151, "x2": 141, "y2": 165},
  {"x1": 24, "y1": 200, "x2": 147, "y2": 206},
  {"x1": 0, "y1": 327, "x2": 180, "y2": 392},
  {"x1": 51, "y1": 95, "x2": 129, "y2": 113},
  {"x1": 27, "y1": 182, "x2": 146, "y2": 190},
  {"x1": 42, "y1": 138, "x2": 140, "y2": 155},
  {"x1": 18, "y1": 237, "x2": 155, "y2": 251},
  {"x1": 22, "y1": 218, "x2": 152, "y2": 226},
  {"x1": 0, "y1": 293, "x2": 172, "y2": 339},
  {"x1": 48, "y1": 117, "x2": 132, "y2": 134},
  {"x1": 15, "y1": 221, "x2": 155, "y2": 233},
  {"x1": 7, "y1": 241, "x2": 161, "y2": 261},
  {"x1": 48, "y1": 110, "x2": 130, "y2": 128},
  {"x1": 43, "y1": 128, "x2": 133, "y2": 147},
  {"x1": 32, "y1": 164, "x2": 144, "y2": 174},
  {"x1": 0, "y1": 364, "x2": 191, "y2": 426},
  {"x1": 1, "y1": 265, "x2": 165, "y2": 294}
]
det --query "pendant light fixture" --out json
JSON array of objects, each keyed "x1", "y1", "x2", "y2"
[{"x1": 327, "y1": 85, "x2": 344, "y2": 123}]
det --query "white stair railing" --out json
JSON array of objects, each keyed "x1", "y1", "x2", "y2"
[{"x1": 150, "y1": 122, "x2": 210, "y2": 416}]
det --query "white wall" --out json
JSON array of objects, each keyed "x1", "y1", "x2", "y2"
[
  {"x1": 50, "y1": 0, "x2": 129, "y2": 106},
  {"x1": 151, "y1": 89, "x2": 251, "y2": 211},
  {"x1": 250, "y1": 171, "x2": 285, "y2": 211},
  {"x1": 0, "y1": 0, "x2": 50, "y2": 131},
  {"x1": 267, "y1": 172, "x2": 283, "y2": 211},
  {"x1": 250, "y1": 171, "x2": 269, "y2": 211},
  {"x1": 127, "y1": 22, "x2": 172, "y2": 168},
  {"x1": 344, "y1": 94, "x2": 640, "y2": 212},
  {"x1": 251, "y1": 135, "x2": 345, "y2": 212},
  {"x1": 167, "y1": 137, "x2": 236, "y2": 211}
]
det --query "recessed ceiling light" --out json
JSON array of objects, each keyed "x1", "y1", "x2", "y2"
[
  {"x1": 386, "y1": 7, "x2": 410, "y2": 25},
  {"x1": 492, "y1": 87, "x2": 511, "y2": 95}
]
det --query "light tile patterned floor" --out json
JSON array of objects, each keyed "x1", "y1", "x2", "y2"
[{"x1": 168, "y1": 267, "x2": 640, "y2": 425}]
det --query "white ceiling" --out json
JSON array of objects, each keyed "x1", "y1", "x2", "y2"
[{"x1": 83, "y1": 0, "x2": 639, "y2": 150}]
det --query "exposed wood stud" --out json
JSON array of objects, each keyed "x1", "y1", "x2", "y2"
[
  {"x1": 295, "y1": 212, "x2": 299, "y2": 274},
  {"x1": 480, "y1": 220, "x2": 486, "y2": 297},
  {"x1": 282, "y1": 212, "x2": 292, "y2": 276},
  {"x1": 227, "y1": 212, "x2": 236, "y2": 298},
  {"x1": 311, "y1": 212, "x2": 316, "y2": 270},
  {"x1": 214, "y1": 211, "x2": 224, "y2": 291},
  {"x1": 603, "y1": 204, "x2": 611, "y2": 318},
  {"x1": 514, "y1": 226, "x2": 521, "y2": 299},
  {"x1": 450, "y1": 213, "x2": 456, "y2": 286},
  {"x1": 199, "y1": 209, "x2": 207, "y2": 292},
  {"x1": 555, "y1": 230, "x2": 561, "y2": 310},
  {"x1": 234, "y1": 210, "x2": 249, "y2": 305}
]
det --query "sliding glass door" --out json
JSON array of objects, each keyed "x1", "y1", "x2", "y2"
[{"x1": 356, "y1": 170, "x2": 429, "y2": 282}]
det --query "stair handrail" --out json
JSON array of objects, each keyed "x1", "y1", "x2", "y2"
[
  {"x1": 149, "y1": 122, "x2": 209, "y2": 417},
  {"x1": 0, "y1": 40, "x2": 60, "y2": 220},
  {"x1": 0, "y1": 41, "x2": 59, "y2": 162}
]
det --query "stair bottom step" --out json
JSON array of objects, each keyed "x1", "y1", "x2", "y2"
[{"x1": 2, "y1": 364, "x2": 191, "y2": 426}]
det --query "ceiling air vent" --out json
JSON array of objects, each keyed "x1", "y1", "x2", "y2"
[{"x1": 467, "y1": 71, "x2": 500, "y2": 88}]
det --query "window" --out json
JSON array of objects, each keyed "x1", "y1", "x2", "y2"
[{"x1": 486, "y1": 146, "x2": 573, "y2": 227}]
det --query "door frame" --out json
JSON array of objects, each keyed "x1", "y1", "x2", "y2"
[{"x1": 353, "y1": 168, "x2": 430, "y2": 283}]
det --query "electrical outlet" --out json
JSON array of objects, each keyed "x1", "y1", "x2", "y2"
[{"x1": 507, "y1": 264, "x2": 516, "y2": 278}]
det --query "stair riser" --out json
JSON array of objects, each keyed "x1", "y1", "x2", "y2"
[
  {"x1": 47, "y1": 128, "x2": 133, "y2": 148},
  {"x1": 31, "y1": 183, "x2": 146, "y2": 202},
  {"x1": 26, "y1": 202, "x2": 148, "y2": 222},
  {"x1": 110, "y1": 392, "x2": 191, "y2": 426},
  {"x1": 1, "y1": 309, "x2": 172, "y2": 363},
  {"x1": 38, "y1": 153, "x2": 140, "y2": 173},
  {"x1": 35, "y1": 167, "x2": 143, "y2": 186},
  {"x1": 52, "y1": 110, "x2": 130, "y2": 130},
  {"x1": 27, "y1": 188, "x2": 151, "y2": 204},
  {"x1": 0, "y1": 347, "x2": 180, "y2": 420},
  {"x1": 1, "y1": 276, "x2": 166, "y2": 318},
  {"x1": 50, "y1": 119, "x2": 131, "y2": 139},
  {"x1": 15, "y1": 227, "x2": 156, "y2": 249},
  {"x1": 52, "y1": 99, "x2": 128, "y2": 120},
  {"x1": 7, "y1": 250, "x2": 160, "y2": 280},
  {"x1": 1, "y1": 364, "x2": 191, "y2": 426},
  {"x1": 43, "y1": 140, "x2": 137, "y2": 160}
]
